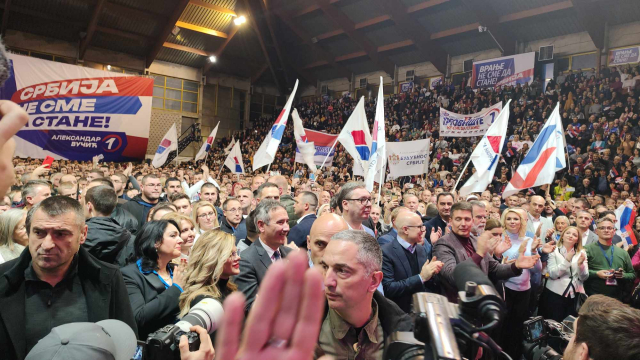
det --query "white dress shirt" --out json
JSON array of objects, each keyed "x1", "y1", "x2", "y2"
[{"x1": 259, "y1": 238, "x2": 279, "y2": 262}]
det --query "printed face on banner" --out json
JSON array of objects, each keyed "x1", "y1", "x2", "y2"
[{"x1": 2, "y1": 54, "x2": 153, "y2": 161}]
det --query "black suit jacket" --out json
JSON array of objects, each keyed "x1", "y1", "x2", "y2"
[
  {"x1": 120, "y1": 262, "x2": 181, "y2": 340},
  {"x1": 381, "y1": 238, "x2": 429, "y2": 313},
  {"x1": 0, "y1": 247, "x2": 137, "y2": 360},
  {"x1": 423, "y1": 215, "x2": 447, "y2": 238},
  {"x1": 287, "y1": 214, "x2": 317, "y2": 248},
  {"x1": 234, "y1": 240, "x2": 292, "y2": 311}
]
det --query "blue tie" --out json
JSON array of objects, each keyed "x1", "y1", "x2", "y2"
[{"x1": 272, "y1": 250, "x2": 281, "y2": 261}]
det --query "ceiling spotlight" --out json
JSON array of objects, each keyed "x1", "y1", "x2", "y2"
[
  {"x1": 234, "y1": 15, "x2": 246, "y2": 25},
  {"x1": 209, "y1": 55, "x2": 217, "y2": 63},
  {"x1": 106, "y1": 65, "x2": 111, "y2": 70}
]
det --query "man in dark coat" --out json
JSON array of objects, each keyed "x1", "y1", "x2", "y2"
[
  {"x1": 121, "y1": 174, "x2": 166, "y2": 231},
  {"x1": 0, "y1": 197, "x2": 136, "y2": 360},
  {"x1": 82, "y1": 185, "x2": 131, "y2": 264},
  {"x1": 219, "y1": 198, "x2": 247, "y2": 243},
  {"x1": 287, "y1": 191, "x2": 318, "y2": 248}
]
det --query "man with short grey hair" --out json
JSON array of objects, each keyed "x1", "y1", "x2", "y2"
[
  {"x1": 316, "y1": 230, "x2": 411, "y2": 359},
  {"x1": 470, "y1": 200, "x2": 488, "y2": 236},
  {"x1": 0, "y1": 196, "x2": 136, "y2": 359},
  {"x1": 336, "y1": 181, "x2": 375, "y2": 236},
  {"x1": 21, "y1": 180, "x2": 52, "y2": 210},
  {"x1": 235, "y1": 199, "x2": 292, "y2": 311}
]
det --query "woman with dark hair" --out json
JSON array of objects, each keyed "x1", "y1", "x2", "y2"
[{"x1": 121, "y1": 220, "x2": 186, "y2": 339}]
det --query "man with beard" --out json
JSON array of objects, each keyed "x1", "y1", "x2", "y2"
[
  {"x1": 471, "y1": 200, "x2": 488, "y2": 236},
  {"x1": 121, "y1": 174, "x2": 165, "y2": 231},
  {"x1": 424, "y1": 192, "x2": 454, "y2": 239}
]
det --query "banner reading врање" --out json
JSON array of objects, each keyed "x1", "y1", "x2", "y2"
[
  {"x1": 439, "y1": 102, "x2": 502, "y2": 137},
  {"x1": 386, "y1": 139, "x2": 430, "y2": 179},
  {"x1": 471, "y1": 52, "x2": 535, "y2": 89},
  {"x1": 608, "y1": 46, "x2": 640, "y2": 66},
  {"x1": 295, "y1": 128, "x2": 339, "y2": 167},
  {"x1": 0, "y1": 54, "x2": 153, "y2": 161}
]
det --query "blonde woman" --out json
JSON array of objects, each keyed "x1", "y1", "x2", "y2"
[
  {"x1": 0, "y1": 209, "x2": 28, "y2": 263},
  {"x1": 540, "y1": 226, "x2": 588, "y2": 322},
  {"x1": 179, "y1": 230, "x2": 239, "y2": 341},
  {"x1": 192, "y1": 201, "x2": 220, "y2": 234},
  {"x1": 163, "y1": 213, "x2": 197, "y2": 259},
  {"x1": 499, "y1": 208, "x2": 543, "y2": 359}
]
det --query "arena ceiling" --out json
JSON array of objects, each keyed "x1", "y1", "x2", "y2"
[{"x1": 1, "y1": 0, "x2": 639, "y2": 95}]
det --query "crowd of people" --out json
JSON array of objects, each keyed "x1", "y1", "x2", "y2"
[{"x1": 1, "y1": 62, "x2": 640, "y2": 360}]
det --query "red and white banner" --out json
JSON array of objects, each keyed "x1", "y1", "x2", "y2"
[{"x1": 295, "y1": 129, "x2": 339, "y2": 167}]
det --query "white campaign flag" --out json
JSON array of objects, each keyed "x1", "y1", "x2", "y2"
[
  {"x1": 224, "y1": 141, "x2": 245, "y2": 174},
  {"x1": 365, "y1": 76, "x2": 386, "y2": 192},
  {"x1": 224, "y1": 136, "x2": 235, "y2": 155},
  {"x1": 195, "y1": 122, "x2": 219, "y2": 161},
  {"x1": 253, "y1": 79, "x2": 299, "y2": 170},
  {"x1": 152, "y1": 124, "x2": 178, "y2": 168},
  {"x1": 292, "y1": 109, "x2": 317, "y2": 171},
  {"x1": 459, "y1": 100, "x2": 511, "y2": 197},
  {"x1": 386, "y1": 139, "x2": 430, "y2": 179},
  {"x1": 337, "y1": 97, "x2": 371, "y2": 174}
]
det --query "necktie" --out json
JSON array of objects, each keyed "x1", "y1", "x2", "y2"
[
  {"x1": 272, "y1": 250, "x2": 281, "y2": 261},
  {"x1": 408, "y1": 244, "x2": 416, "y2": 254}
]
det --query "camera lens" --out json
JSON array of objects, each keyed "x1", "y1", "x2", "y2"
[{"x1": 175, "y1": 298, "x2": 224, "y2": 334}]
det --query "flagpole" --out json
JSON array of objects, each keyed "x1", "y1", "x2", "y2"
[
  {"x1": 318, "y1": 141, "x2": 338, "y2": 170},
  {"x1": 377, "y1": 150, "x2": 385, "y2": 206},
  {"x1": 266, "y1": 162, "x2": 272, "y2": 175},
  {"x1": 454, "y1": 157, "x2": 472, "y2": 192}
]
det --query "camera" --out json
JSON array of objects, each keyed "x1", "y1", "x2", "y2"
[
  {"x1": 385, "y1": 262, "x2": 506, "y2": 360},
  {"x1": 522, "y1": 316, "x2": 575, "y2": 360},
  {"x1": 138, "y1": 298, "x2": 224, "y2": 360}
]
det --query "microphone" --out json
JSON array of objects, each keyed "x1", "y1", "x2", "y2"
[{"x1": 453, "y1": 261, "x2": 504, "y2": 328}]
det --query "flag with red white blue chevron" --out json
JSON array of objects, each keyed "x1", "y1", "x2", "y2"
[
  {"x1": 337, "y1": 97, "x2": 372, "y2": 175},
  {"x1": 195, "y1": 122, "x2": 219, "y2": 161},
  {"x1": 224, "y1": 141, "x2": 245, "y2": 174},
  {"x1": 502, "y1": 103, "x2": 566, "y2": 198}
]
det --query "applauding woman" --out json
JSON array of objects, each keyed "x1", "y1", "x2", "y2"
[
  {"x1": 540, "y1": 226, "x2": 588, "y2": 322},
  {"x1": 121, "y1": 220, "x2": 186, "y2": 339},
  {"x1": 179, "y1": 230, "x2": 240, "y2": 340}
]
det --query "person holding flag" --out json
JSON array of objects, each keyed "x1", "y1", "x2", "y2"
[
  {"x1": 224, "y1": 136, "x2": 235, "y2": 155},
  {"x1": 224, "y1": 141, "x2": 245, "y2": 176},
  {"x1": 365, "y1": 76, "x2": 386, "y2": 193},
  {"x1": 152, "y1": 123, "x2": 178, "y2": 168},
  {"x1": 291, "y1": 109, "x2": 317, "y2": 174},
  {"x1": 458, "y1": 100, "x2": 510, "y2": 197},
  {"x1": 502, "y1": 104, "x2": 566, "y2": 198},
  {"x1": 253, "y1": 80, "x2": 299, "y2": 171},
  {"x1": 615, "y1": 199, "x2": 638, "y2": 247},
  {"x1": 195, "y1": 122, "x2": 219, "y2": 161}
]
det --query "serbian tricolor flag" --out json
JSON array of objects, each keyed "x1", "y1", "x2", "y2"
[
  {"x1": 615, "y1": 199, "x2": 638, "y2": 245},
  {"x1": 195, "y1": 122, "x2": 219, "y2": 161},
  {"x1": 610, "y1": 167, "x2": 619, "y2": 179},
  {"x1": 502, "y1": 104, "x2": 566, "y2": 198}
]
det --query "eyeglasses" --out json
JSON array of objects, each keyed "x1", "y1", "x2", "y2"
[
  {"x1": 230, "y1": 251, "x2": 238, "y2": 258},
  {"x1": 225, "y1": 208, "x2": 243, "y2": 213},
  {"x1": 345, "y1": 198, "x2": 372, "y2": 205},
  {"x1": 405, "y1": 225, "x2": 426, "y2": 231},
  {"x1": 197, "y1": 211, "x2": 216, "y2": 219},
  {"x1": 599, "y1": 226, "x2": 615, "y2": 231}
]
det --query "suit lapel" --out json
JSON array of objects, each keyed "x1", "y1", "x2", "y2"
[
  {"x1": 0, "y1": 279, "x2": 27, "y2": 359},
  {"x1": 142, "y1": 272, "x2": 166, "y2": 293},
  {"x1": 391, "y1": 239, "x2": 412, "y2": 278},
  {"x1": 255, "y1": 243, "x2": 273, "y2": 270},
  {"x1": 416, "y1": 244, "x2": 428, "y2": 267}
]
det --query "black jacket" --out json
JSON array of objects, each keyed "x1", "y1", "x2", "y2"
[
  {"x1": 219, "y1": 217, "x2": 247, "y2": 244},
  {"x1": 120, "y1": 195, "x2": 166, "y2": 231},
  {"x1": 381, "y1": 239, "x2": 432, "y2": 313},
  {"x1": 112, "y1": 204, "x2": 139, "y2": 235},
  {"x1": 84, "y1": 217, "x2": 131, "y2": 264},
  {"x1": 287, "y1": 214, "x2": 317, "y2": 248},
  {"x1": 121, "y1": 262, "x2": 181, "y2": 340},
  {"x1": 0, "y1": 247, "x2": 137, "y2": 360}
]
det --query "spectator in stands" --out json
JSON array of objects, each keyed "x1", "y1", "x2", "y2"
[
  {"x1": 149, "y1": 204, "x2": 177, "y2": 221},
  {"x1": 237, "y1": 210, "x2": 257, "y2": 254},
  {"x1": 255, "y1": 182, "x2": 280, "y2": 203},
  {"x1": 0, "y1": 196, "x2": 137, "y2": 358},
  {"x1": 120, "y1": 220, "x2": 185, "y2": 339},
  {"x1": 164, "y1": 177, "x2": 183, "y2": 198},
  {"x1": 86, "y1": 178, "x2": 139, "y2": 236},
  {"x1": 193, "y1": 201, "x2": 220, "y2": 234},
  {"x1": 171, "y1": 193, "x2": 193, "y2": 216},
  {"x1": 0, "y1": 209, "x2": 27, "y2": 263},
  {"x1": 235, "y1": 200, "x2": 292, "y2": 311},
  {"x1": 287, "y1": 191, "x2": 318, "y2": 248},
  {"x1": 236, "y1": 187, "x2": 254, "y2": 216},
  {"x1": 162, "y1": 213, "x2": 197, "y2": 260},
  {"x1": 307, "y1": 213, "x2": 348, "y2": 267},
  {"x1": 424, "y1": 192, "x2": 454, "y2": 237},
  {"x1": 121, "y1": 174, "x2": 165, "y2": 231},
  {"x1": 576, "y1": 210, "x2": 598, "y2": 246},
  {"x1": 82, "y1": 185, "x2": 131, "y2": 264}
]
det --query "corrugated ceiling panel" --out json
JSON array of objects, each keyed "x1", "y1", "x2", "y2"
[
  {"x1": 605, "y1": 0, "x2": 640, "y2": 26},
  {"x1": 91, "y1": 31, "x2": 148, "y2": 57},
  {"x1": 167, "y1": 28, "x2": 225, "y2": 53},
  {"x1": 315, "y1": 66, "x2": 345, "y2": 81},
  {"x1": 344, "y1": 58, "x2": 380, "y2": 75},
  {"x1": 9, "y1": 16, "x2": 82, "y2": 43},
  {"x1": 436, "y1": 32, "x2": 497, "y2": 56},
  {"x1": 278, "y1": 0, "x2": 318, "y2": 15},
  {"x1": 363, "y1": 23, "x2": 406, "y2": 47},
  {"x1": 501, "y1": 9, "x2": 583, "y2": 42},
  {"x1": 490, "y1": 0, "x2": 568, "y2": 17},
  {"x1": 110, "y1": 0, "x2": 175, "y2": 16},
  {"x1": 416, "y1": 2, "x2": 477, "y2": 34},
  {"x1": 100, "y1": 6, "x2": 160, "y2": 38},
  {"x1": 180, "y1": 1, "x2": 236, "y2": 34},
  {"x1": 157, "y1": 47, "x2": 204, "y2": 67},
  {"x1": 322, "y1": 34, "x2": 362, "y2": 57},
  {"x1": 337, "y1": 0, "x2": 386, "y2": 24},
  {"x1": 17, "y1": 0, "x2": 91, "y2": 19},
  {"x1": 297, "y1": 12, "x2": 337, "y2": 38},
  {"x1": 386, "y1": 47, "x2": 425, "y2": 67}
]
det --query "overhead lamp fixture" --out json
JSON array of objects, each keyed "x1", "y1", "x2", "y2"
[
  {"x1": 234, "y1": 15, "x2": 246, "y2": 25},
  {"x1": 209, "y1": 55, "x2": 217, "y2": 63},
  {"x1": 106, "y1": 65, "x2": 111, "y2": 70}
]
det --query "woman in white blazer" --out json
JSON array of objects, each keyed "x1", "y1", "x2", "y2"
[{"x1": 539, "y1": 226, "x2": 589, "y2": 322}]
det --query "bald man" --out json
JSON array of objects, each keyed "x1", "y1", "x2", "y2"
[
  {"x1": 526, "y1": 195, "x2": 554, "y2": 238},
  {"x1": 306, "y1": 213, "x2": 349, "y2": 267},
  {"x1": 269, "y1": 175, "x2": 298, "y2": 227},
  {"x1": 381, "y1": 211, "x2": 443, "y2": 313}
]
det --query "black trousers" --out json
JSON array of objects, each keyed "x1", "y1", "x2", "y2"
[
  {"x1": 538, "y1": 287, "x2": 577, "y2": 323},
  {"x1": 500, "y1": 287, "x2": 531, "y2": 360}
]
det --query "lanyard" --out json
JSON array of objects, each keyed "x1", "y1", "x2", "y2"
[{"x1": 597, "y1": 242, "x2": 614, "y2": 268}]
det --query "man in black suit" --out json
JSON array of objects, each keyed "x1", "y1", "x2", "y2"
[
  {"x1": 381, "y1": 212, "x2": 443, "y2": 313},
  {"x1": 288, "y1": 191, "x2": 318, "y2": 248},
  {"x1": 424, "y1": 192, "x2": 454, "y2": 237},
  {"x1": 235, "y1": 199, "x2": 292, "y2": 311}
]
